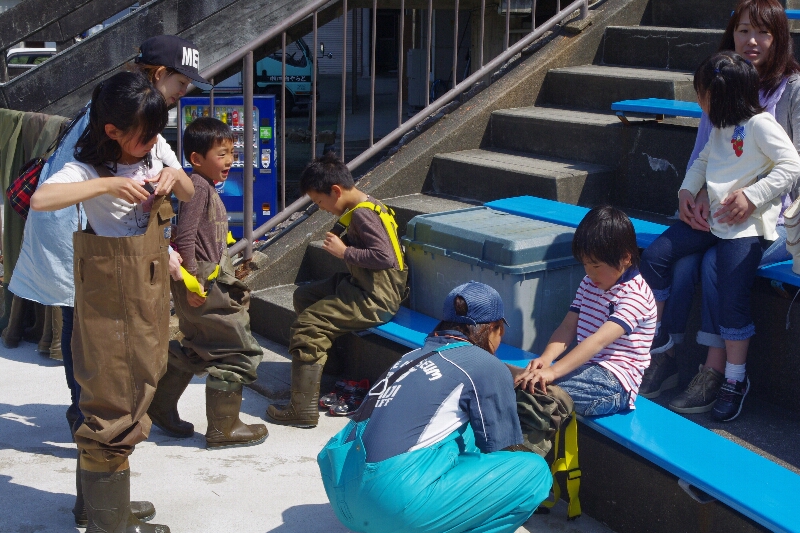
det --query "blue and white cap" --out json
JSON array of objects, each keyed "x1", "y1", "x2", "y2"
[{"x1": 442, "y1": 281, "x2": 509, "y2": 327}]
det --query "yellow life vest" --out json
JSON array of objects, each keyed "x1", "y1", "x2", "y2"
[{"x1": 336, "y1": 201, "x2": 405, "y2": 271}]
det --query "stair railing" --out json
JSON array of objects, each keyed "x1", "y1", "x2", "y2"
[{"x1": 199, "y1": 0, "x2": 590, "y2": 259}]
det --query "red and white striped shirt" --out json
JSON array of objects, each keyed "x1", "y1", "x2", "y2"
[{"x1": 569, "y1": 268, "x2": 656, "y2": 408}]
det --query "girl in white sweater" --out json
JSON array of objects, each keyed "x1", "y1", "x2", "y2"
[{"x1": 640, "y1": 51, "x2": 800, "y2": 422}]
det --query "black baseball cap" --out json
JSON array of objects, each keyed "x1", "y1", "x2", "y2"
[{"x1": 135, "y1": 35, "x2": 211, "y2": 85}]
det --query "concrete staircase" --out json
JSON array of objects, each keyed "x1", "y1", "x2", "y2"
[{"x1": 0, "y1": 0, "x2": 336, "y2": 116}]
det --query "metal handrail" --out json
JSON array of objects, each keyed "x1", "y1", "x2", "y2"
[{"x1": 227, "y1": 0, "x2": 589, "y2": 257}]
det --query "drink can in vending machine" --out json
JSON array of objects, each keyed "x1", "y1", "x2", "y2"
[{"x1": 232, "y1": 108, "x2": 240, "y2": 127}]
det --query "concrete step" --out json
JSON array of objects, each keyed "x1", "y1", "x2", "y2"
[
  {"x1": 489, "y1": 106, "x2": 697, "y2": 214},
  {"x1": 490, "y1": 106, "x2": 625, "y2": 166},
  {"x1": 647, "y1": 0, "x2": 795, "y2": 29},
  {"x1": 539, "y1": 64, "x2": 695, "y2": 111},
  {"x1": 602, "y1": 26, "x2": 721, "y2": 71},
  {"x1": 384, "y1": 193, "x2": 481, "y2": 234},
  {"x1": 431, "y1": 149, "x2": 614, "y2": 205},
  {"x1": 249, "y1": 283, "x2": 405, "y2": 384}
]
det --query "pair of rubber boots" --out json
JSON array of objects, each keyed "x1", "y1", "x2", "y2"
[
  {"x1": 74, "y1": 455, "x2": 167, "y2": 531},
  {"x1": 147, "y1": 364, "x2": 268, "y2": 448},
  {"x1": 266, "y1": 360, "x2": 324, "y2": 428}
]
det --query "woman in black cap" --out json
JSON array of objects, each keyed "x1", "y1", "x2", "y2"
[
  {"x1": 317, "y1": 281, "x2": 552, "y2": 533},
  {"x1": 9, "y1": 34, "x2": 209, "y2": 531}
]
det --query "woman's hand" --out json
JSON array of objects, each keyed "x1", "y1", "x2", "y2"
[
  {"x1": 689, "y1": 188, "x2": 711, "y2": 231},
  {"x1": 679, "y1": 188, "x2": 710, "y2": 231},
  {"x1": 716, "y1": 188, "x2": 756, "y2": 225},
  {"x1": 513, "y1": 358, "x2": 546, "y2": 389}
]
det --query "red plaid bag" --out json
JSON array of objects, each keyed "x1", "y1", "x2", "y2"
[
  {"x1": 6, "y1": 157, "x2": 45, "y2": 220},
  {"x1": 5, "y1": 104, "x2": 88, "y2": 220}
]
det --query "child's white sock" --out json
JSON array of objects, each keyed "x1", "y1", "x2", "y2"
[{"x1": 724, "y1": 362, "x2": 746, "y2": 383}]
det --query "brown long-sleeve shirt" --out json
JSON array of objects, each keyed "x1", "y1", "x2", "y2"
[
  {"x1": 174, "y1": 173, "x2": 227, "y2": 275},
  {"x1": 342, "y1": 196, "x2": 400, "y2": 271}
]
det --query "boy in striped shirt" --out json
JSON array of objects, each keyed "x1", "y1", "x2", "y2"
[{"x1": 515, "y1": 206, "x2": 656, "y2": 415}]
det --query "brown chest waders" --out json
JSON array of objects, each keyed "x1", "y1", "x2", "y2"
[
  {"x1": 168, "y1": 254, "x2": 263, "y2": 387},
  {"x1": 72, "y1": 197, "x2": 173, "y2": 472}
]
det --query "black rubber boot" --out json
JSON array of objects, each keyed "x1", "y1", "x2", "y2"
[
  {"x1": 147, "y1": 363, "x2": 195, "y2": 438},
  {"x1": 80, "y1": 468, "x2": 169, "y2": 532},
  {"x1": 266, "y1": 360, "x2": 323, "y2": 428},
  {"x1": 1, "y1": 295, "x2": 25, "y2": 348},
  {"x1": 205, "y1": 385, "x2": 268, "y2": 449},
  {"x1": 73, "y1": 455, "x2": 156, "y2": 527}
]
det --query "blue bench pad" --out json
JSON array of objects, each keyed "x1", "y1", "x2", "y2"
[
  {"x1": 611, "y1": 98, "x2": 702, "y2": 119},
  {"x1": 486, "y1": 195, "x2": 667, "y2": 248},
  {"x1": 370, "y1": 306, "x2": 800, "y2": 532},
  {"x1": 486, "y1": 196, "x2": 800, "y2": 286}
]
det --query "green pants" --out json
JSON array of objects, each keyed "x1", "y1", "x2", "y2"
[
  {"x1": 169, "y1": 255, "x2": 263, "y2": 390},
  {"x1": 289, "y1": 266, "x2": 407, "y2": 365}
]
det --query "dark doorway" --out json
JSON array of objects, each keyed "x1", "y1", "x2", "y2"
[{"x1": 375, "y1": 10, "x2": 399, "y2": 74}]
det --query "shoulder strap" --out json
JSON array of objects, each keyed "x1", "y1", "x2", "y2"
[
  {"x1": 44, "y1": 104, "x2": 89, "y2": 158},
  {"x1": 350, "y1": 341, "x2": 469, "y2": 422},
  {"x1": 336, "y1": 200, "x2": 405, "y2": 271}
]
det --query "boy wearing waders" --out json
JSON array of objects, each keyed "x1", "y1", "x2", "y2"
[
  {"x1": 147, "y1": 117, "x2": 268, "y2": 449},
  {"x1": 267, "y1": 152, "x2": 408, "y2": 428}
]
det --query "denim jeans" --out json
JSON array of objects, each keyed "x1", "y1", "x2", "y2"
[
  {"x1": 661, "y1": 252, "x2": 702, "y2": 345},
  {"x1": 696, "y1": 226, "x2": 785, "y2": 347},
  {"x1": 555, "y1": 364, "x2": 630, "y2": 416},
  {"x1": 640, "y1": 222, "x2": 763, "y2": 341},
  {"x1": 61, "y1": 306, "x2": 83, "y2": 429}
]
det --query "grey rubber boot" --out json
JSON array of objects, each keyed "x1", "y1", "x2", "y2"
[
  {"x1": 148, "y1": 363, "x2": 195, "y2": 438},
  {"x1": 80, "y1": 468, "x2": 169, "y2": 532},
  {"x1": 205, "y1": 384, "x2": 268, "y2": 449},
  {"x1": 266, "y1": 360, "x2": 323, "y2": 428},
  {"x1": 74, "y1": 455, "x2": 156, "y2": 527}
]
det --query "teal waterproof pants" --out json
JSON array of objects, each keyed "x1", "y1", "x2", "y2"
[{"x1": 318, "y1": 422, "x2": 552, "y2": 533}]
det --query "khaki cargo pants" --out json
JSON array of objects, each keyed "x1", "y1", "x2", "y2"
[
  {"x1": 168, "y1": 254, "x2": 263, "y2": 391},
  {"x1": 72, "y1": 199, "x2": 173, "y2": 473},
  {"x1": 289, "y1": 265, "x2": 407, "y2": 365}
]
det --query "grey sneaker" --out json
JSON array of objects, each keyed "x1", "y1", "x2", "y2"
[
  {"x1": 639, "y1": 353, "x2": 679, "y2": 399},
  {"x1": 669, "y1": 366, "x2": 724, "y2": 414}
]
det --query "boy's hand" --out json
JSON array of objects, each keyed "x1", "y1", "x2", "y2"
[
  {"x1": 106, "y1": 177, "x2": 150, "y2": 204},
  {"x1": 187, "y1": 291, "x2": 207, "y2": 307},
  {"x1": 528, "y1": 367, "x2": 556, "y2": 394},
  {"x1": 168, "y1": 251, "x2": 183, "y2": 281},
  {"x1": 323, "y1": 232, "x2": 347, "y2": 259},
  {"x1": 716, "y1": 188, "x2": 755, "y2": 225}
]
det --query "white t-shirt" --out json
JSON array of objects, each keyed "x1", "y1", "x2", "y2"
[
  {"x1": 681, "y1": 112, "x2": 800, "y2": 240},
  {"x1": 44, "y1": 135, "x2": 181, "y2": 238}
]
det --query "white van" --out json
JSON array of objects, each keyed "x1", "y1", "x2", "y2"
[
  {"x1": 213, "y1": 37, "x2": 319, "y2": 112},
  {"x1": 6, "y1": 47, "x2": 56, "y2": 79}
]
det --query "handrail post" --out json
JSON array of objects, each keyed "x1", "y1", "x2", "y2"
[
  {"x1": 243, "y1": 51, "x2": 254, "y2": 261},
  {"x1": 580, "y1": 0, "x2": 588, "y2": 19}
]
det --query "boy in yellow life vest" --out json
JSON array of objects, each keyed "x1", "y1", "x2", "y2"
[
  {"x1": 148, "y1": 117, "x2": 268, "y2": 449},
  {"x1": 267, "y1": 152, "x2": 408, "y2": 428}
]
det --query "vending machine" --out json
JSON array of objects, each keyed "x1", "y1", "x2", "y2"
[{"x1": 178, "y1": 95, "x2": 277, "y2": 238}]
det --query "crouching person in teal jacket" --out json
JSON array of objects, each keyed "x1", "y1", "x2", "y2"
[{"x1": 318, "y1": 281, "x2": 552, "y2": 533}]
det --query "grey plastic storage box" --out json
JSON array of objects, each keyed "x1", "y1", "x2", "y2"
[{"x1": 402, "y1": 207, "x2": 585, "y2": 354}]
